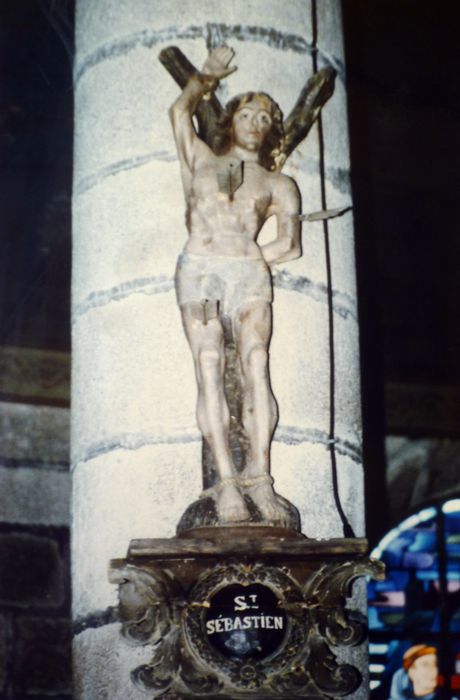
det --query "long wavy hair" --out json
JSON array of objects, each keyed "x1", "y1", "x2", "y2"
[{"x1": 213, "y1": 92, "x2": 284, "y2": 171}]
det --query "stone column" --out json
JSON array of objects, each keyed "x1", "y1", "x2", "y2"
[{"x1": 71, "y1": 1, "x2": 364, "y2": 697}]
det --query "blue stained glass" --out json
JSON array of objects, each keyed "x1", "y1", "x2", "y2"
[
  {"x1": 402, "y1": 551, "x2": 435, "y2": 568},
  {"x1": 415, "y1": 570, "x2": 439, "y2": 581},
  {"x1": 368, "y1": 499, "x2": 460, "y2": 696},
  {"x1": 445, "y1": 520, "x2": 460, "y2": 534},
  {"x1": 407, "y1": 531, "x2": 437, "y2": 553}
]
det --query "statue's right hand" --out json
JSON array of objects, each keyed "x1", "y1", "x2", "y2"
[{"x1": 202, "y1": 45, "x2": 237, "y2": 79}]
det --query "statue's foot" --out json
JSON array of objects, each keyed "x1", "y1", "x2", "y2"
[
  {"x1": 243, "y1": 474, "x2": 290, "y2": 527},
  {"x1": 215, "y1": 478, "x2": 250, "y2": 524}
]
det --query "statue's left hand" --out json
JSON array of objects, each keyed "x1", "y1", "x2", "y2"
[{"x1": 202, "y1": 45, "x2": 237, "y2": 80}]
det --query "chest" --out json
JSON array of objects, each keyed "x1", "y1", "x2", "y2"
[{"x1": 192, "y1": 158, "x2": 271, "y2": 213}]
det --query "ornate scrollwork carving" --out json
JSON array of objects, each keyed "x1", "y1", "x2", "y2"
[
  {"x1": 109, "y1": 563, "x2": 222, "y2": 696},
  {"x1": 303, "y1": 558, "x2": 385, "y2": 649},
  {"x1": 110, "y1": 555, "x2": 385, "y2": 697},
  {"x1": 109, "y1": 563, "x2": 181, "y2": 646}
]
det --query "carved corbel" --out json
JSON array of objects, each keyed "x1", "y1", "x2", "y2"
[
  {"x1": 110, "y1": 548, "x2": 385, "y2": 698},
  {"x1": 303, "y1": 559, "x2": 384, "y2": 648},
  {"x1": 108, "y1": 563, "x2": 217, "y2": 696}
]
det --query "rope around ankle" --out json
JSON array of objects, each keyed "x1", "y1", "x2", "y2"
[
  {"x1": 200, "y1": 474, "x2": 273, "y2": 498},
  {"x1": 200, "y1": 477, "x2": 239, "y2": 498},
  {"x1": 241, "y1": 474, "x2": 274, "y2": 489}
]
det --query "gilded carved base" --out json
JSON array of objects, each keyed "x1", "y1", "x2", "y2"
[{"x1": 109, "y1": 531, "x2": 384, "y2": 699}]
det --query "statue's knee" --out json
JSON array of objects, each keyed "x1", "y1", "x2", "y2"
[
  {"x1": 245, "y1": 344, "x2": 268, "y2": 374},
  {"x1": 198, "y1": 347, "x2": 221, "y2": 371}
]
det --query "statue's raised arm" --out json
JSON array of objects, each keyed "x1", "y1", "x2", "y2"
[{"x1": 169, "y1": 47, "x2": 237, "y2": 195}]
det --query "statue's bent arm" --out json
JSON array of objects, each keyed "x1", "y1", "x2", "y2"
[{"x1": 261, "y1": 176, "x2": 301, "y2": 266}]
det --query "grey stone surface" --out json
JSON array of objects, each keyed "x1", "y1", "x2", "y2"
[
  {"x1": 271, "y1": 441, "x2": 364, "y2": 538},
  {"x1": 0, "y1": 466, "x2": 70, "y2": 527},
  {"x1": 386, "y1": 436, "x2": 460, "y2": 525},
  {"x1": 316, "y1": 0, "x2": 345, "y2": 71},
  {"x1": 0, "y1": 346, "x2": 70, "y2": 404},
  {"x1": 327, "y1": 206, "x2": 357, "y2": 302},
  {"x1": 71, "y1": 291, "x2": 199, "y2": 466},
  {"x1": 74, "y1": 164, "x2": 181, "y2": 312},
  {"x1": 321, "y1": 75, "x2": 351, "y2": 179},
  {"x1": 75, "y1": 0, "x2": 314, "y2": 65},
  {"x1": 13, "y1": 617, "x2": 72, "y2": 696},
  {"x1": 271, "y1": 289, "x2": 361, "y2": 450},
  {"x1": 74, "y1": 50, "x2": 173, "y2": 183},
  {"x1": 72, "y1": 162, "x2": 183, "y2": 308},
  {"x1": 0, "y1": 402, "x2": 69, "y2": 466},
  {"x1": 72, "y1": 443, "x2": 201, "y2": 618},
  {"x1": 333, "y1": 312, "x2": 362, "y2": 447},
  {"x1": 74, "y1": 623, "x2": 152, "y2": 700},
  {"x1": 270, "y1": 288, "x2": 330, "y2": 436},
  {"x1": 0, "y1": 533, "x2": 64, "y2": 609}
]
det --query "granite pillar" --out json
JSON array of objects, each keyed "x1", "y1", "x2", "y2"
[{"x1": 71, "y1": 1, "x2": 365, "y2": 696}]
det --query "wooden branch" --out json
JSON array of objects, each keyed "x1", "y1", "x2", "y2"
[
  {"x1": 158, "y1": 45, "x2": 225, "y2": 148},
  {"x1": 280, "y1": 67, "x2": 336, "y2": 166},
  {"x1": 159, "y1": 46, "x2": 336, "y2": 168}
]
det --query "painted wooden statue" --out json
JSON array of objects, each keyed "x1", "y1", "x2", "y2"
[{"x1": 163, "y1": 45, "x2": 336, "y2": 530}]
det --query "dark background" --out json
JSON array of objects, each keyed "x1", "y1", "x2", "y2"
[
  {"x1": 343, "y1": 0, "x2": 460, "y2": 388},
  {"x1": 1, "y1": 0, "x2": 459, "y2": 535},
  {"x1": 0, "y1": 0, "x2": 73, "y2": 352}
]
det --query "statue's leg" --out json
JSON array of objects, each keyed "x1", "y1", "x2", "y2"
[
  {"x1": 234, "y1": 301, "x2": 285, "y2": 523},
  {"x1": 235, "y1": 301, "x2": 277, "y2": 474},
  {"x1": 180, "y1": 304, "x2": 249, "y2": 523}
]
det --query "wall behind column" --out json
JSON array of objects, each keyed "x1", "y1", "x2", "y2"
[{"x1": 0, "y1": 401, "x2": 71, "y2": 700}]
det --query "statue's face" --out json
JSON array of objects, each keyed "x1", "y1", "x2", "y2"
[
  {"x1": 408, "y1": 654, "x2": 438, "y2": 697},
  {"x1": 232, "y1": 96, "x2": 273, "y2": 152}
]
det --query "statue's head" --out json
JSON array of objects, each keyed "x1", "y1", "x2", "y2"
[{"x1": 214, "y1": 92, "x2": 284, "y2": 171}]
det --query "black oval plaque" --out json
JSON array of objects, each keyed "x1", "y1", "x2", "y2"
[{"x1": 204, "y1": 583, "x2": 287, "y2": 660}]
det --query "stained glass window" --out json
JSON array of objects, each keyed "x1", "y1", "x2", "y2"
[{"x1": 368, "y1": 499, "x2": 460, "y2": 699}]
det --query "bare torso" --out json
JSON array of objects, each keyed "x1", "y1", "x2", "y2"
[{"x1": 184, "y1": 151, "x2": 277, "y2": 259}]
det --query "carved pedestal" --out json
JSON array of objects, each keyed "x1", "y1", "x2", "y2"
[{"x1": 109, "y1": 530, "x2": 384, "y2": 699}]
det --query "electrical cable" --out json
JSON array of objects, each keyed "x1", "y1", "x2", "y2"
[{"x1": 311, "y1": 0, "x2": 355, "y2": 538}]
